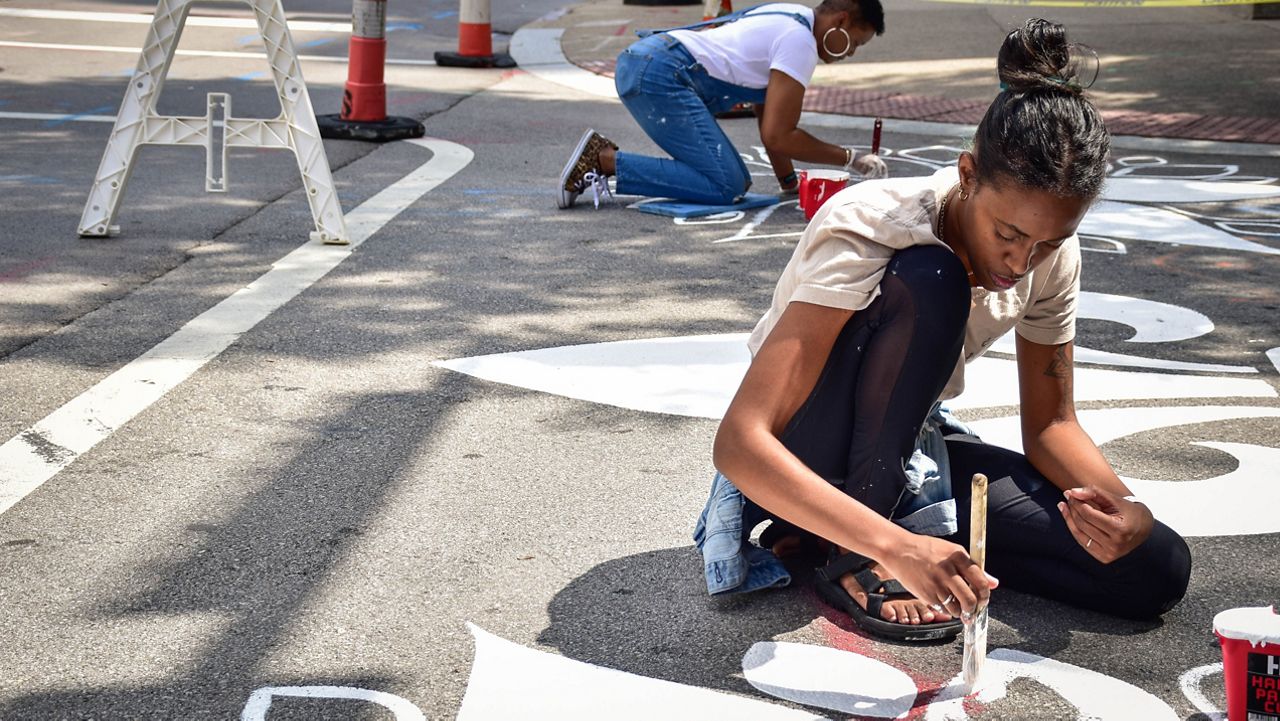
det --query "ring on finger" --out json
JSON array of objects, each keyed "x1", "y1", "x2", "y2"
[
  {"x1": 930, "y1": 593, "x2": 955, "y2": 612},
  {"x1": 1086, "y1": 537, "x2": 1093, "y2": 548}
]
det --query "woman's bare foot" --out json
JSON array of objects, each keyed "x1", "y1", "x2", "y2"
[{"x1": 838, "y1": 559, "x2": 953, "y2": 625}]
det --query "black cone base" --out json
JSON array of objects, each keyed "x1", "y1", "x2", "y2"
[
  {"x1": 434, "y1": 51, "x2": 517, "y2": 69},
  {"x1": 316, "y1": 114, "x2": 425, "y2": 143}
]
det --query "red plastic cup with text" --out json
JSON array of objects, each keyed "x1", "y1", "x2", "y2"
[
  {"x1": 1214, "y1": 606, "x2": 1280, "y2": 721},
  {"x1": 799, "y1": 169, "x2": 850, "y2": 220}
]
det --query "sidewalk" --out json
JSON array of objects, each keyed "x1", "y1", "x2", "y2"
[{"x1": 542, "y1": 0, "x2": 1280, "y2": 144}]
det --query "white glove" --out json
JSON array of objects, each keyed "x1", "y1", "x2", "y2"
[{"x1": 845, "y1": 150, "x2": 889, "y2": 180}]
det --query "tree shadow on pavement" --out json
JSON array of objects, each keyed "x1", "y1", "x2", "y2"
[{"x1": 537, "y1": 545, "x2": 818, "y2": 700}]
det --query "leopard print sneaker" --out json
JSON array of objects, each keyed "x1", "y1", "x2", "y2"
[{"x1": 557, "y1": 129, "x2": 618, "y2": 209}]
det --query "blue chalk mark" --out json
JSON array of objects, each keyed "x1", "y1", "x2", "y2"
[
  {"x1": 299, "y1": 38, "x2": 334, "y2": 48},
  {"x1": 237, "y1": 71, "x2": 268, "y2": 81},
  {"x1": 432, "y1": 10, "x2": 458, "y2": 19},
  {"x1": 43, "y1": 105, "x2": 115, "y2": 128},
  {"x1": 0, "y1": 175, "x2": 61, "y2": 185},
  {"x1": 387, "y1": 22, "x2": 424, "y2": 32},
  {"x1": 236, "y1": 34, "x2": 260, "y2": 45}
]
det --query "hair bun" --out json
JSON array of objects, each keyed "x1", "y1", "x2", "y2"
[{"x1": 998, "y1": 18, "x2": 1097, "y2": 95}]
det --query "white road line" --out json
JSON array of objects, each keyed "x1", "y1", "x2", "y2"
[
  {"x1": 0, "y1": 137, "x2": 473, "y2": 517},
  {"x1": 0, "y1": 40, "x2": 437, "y2": 66},
  {"x1": 0, "y1": 7, "x2": 353, "y2": 32},
  {"x1": 0, "y1": 111, "x2": 117, "y2": 123}
]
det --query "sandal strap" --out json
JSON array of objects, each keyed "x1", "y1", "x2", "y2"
[
  {"x1": 820, "y1": 551, "x2": 910, "y2": 596},
  {"x1": 818, "y1": 551, "x2": 873, "y2": 581}
]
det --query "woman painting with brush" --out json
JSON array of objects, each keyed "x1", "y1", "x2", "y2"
[
  {"x1": 698, "y1": 18, "x2": 1191, "y2": 642},
  {"x1": 556, "y1": 0, "x2": 889, "y2": 210}
]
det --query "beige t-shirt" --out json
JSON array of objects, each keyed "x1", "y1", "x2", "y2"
[{"x1": 747, "y1": 166, "x2": 1081, "y2": 401}]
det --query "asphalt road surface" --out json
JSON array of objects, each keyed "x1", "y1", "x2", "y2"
[{"x1": 1, "y1": 1, "x2": 1278, "y2": 719}]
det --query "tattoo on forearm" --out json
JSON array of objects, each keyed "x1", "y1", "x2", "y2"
[{"x1": 1043, "y1": 343, "x2": 1072, "y2": 391}]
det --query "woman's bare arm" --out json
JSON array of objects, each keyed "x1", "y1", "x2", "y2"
[
  {"x1": 1016, "y1": 334, "x2": 1154, "y2": 561},
  {"x1": 715, "y1": 301, "x2": 992, "y2": 611}
]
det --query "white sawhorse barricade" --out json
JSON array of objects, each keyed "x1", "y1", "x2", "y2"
[{"x1": 78, "y1": 0, "x2": 349, "y2": 245}]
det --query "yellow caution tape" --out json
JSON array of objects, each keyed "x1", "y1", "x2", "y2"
[{"x1": 926, "y1": 0, "x2": 1280, "y2": 6}]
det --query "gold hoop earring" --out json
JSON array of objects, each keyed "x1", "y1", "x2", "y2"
[
  {"x1": 958, "y1": 189, "x2": 970, "y2": 201},
  {"x1": 821, "y1": 27, "x2": 852, "y2": 59}
]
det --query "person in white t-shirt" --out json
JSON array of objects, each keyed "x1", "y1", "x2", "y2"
[
  {"x1": 557, "y1": 0, "x2": 888, "y2": 210},
  {"x1": 701, "y1": 19, "x2": 1190, "y2": 642}
]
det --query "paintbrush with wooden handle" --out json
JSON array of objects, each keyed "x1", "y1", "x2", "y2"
[{"x1": 962, "y1": 472, "x2": 989, "y2": 693}]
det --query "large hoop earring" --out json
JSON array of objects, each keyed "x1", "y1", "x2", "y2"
[{"x1": 822, "y1": 27, "x2": 852, "y2": 59}]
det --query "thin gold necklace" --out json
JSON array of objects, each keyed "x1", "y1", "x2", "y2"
[
  {"x1": 938, "y1": 183, "x2": 976, "y2": 281},
  {"x1": 937, "y1": 183, "x2": 957, "y2": 243}
]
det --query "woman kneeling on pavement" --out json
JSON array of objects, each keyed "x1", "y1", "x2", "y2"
[
  {"x1": 557, "y1": 0, "x2": 889, "y2": 210},
  {"x1": 697, "y1": 18, "x2": 1191, "y2": 642}
]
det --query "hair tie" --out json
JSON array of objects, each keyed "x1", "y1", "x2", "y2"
[{"x1": 1071, "y1": 43, "x2": 1101, "y2": 90}]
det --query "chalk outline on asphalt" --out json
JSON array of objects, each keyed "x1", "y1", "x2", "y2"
[
  {"x1": 0, "y1": 138, "x2": 474, "y2": 517},
  {"x1": 506, "y1": 25, "x2": 1280, "y2": 160}
]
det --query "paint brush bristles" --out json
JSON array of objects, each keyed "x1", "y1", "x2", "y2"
[{"x1": 962, "y1": 472, "x2": 989, "y2": 693}]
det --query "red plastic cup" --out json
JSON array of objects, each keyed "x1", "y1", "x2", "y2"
[
  {"x1": 1214, "y1": 606, "x2": 1280, "y2": 721},
  {"x1": 799, "y1": 169, "x2": 850, "y2": 220}
]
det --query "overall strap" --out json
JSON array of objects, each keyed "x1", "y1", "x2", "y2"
[{"x1": 635, "y1": 6, "x2": 810, "y2": 39}]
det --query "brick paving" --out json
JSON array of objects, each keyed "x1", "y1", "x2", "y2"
[{"x1": 561, "y1": 36, "x2": 1280, "y2": 146}]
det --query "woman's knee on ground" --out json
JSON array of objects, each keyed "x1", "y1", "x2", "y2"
[
  {"x1": 707, "y1": 161, "x2": 751, "y2": 204},
  {"x1": 1110, "y1": 521, "x2": 1193, "y2": 619}
]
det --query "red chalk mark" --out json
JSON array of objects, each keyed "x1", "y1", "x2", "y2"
[
  {"x1": 612, "y1": 23, "x2": 630, "y2": 36},
  {"x1": 809, "y1": 587, "x2": 976, "y2": 719},
  {"x1": 0, "y1": 256, "x2": 56, "y2": 283}
]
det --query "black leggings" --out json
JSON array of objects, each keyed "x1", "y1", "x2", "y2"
[{"x1": 775, "y1": 245, "x2": 1191, "y2": 619}]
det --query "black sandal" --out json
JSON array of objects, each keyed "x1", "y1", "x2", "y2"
[
  {"x1": 814, "y1": 551, "x2": 962, "y2": 643},
  {"x1": 758, "y1": 519, "x2": 827, "y2": 560}
]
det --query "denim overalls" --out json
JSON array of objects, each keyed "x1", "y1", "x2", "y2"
[
  {"x1": 694, "y1": 403, "x2": 978, "y2": 595},
  {"x1": 613, "y1": 10, "x2": 811, "y2": 205}
]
